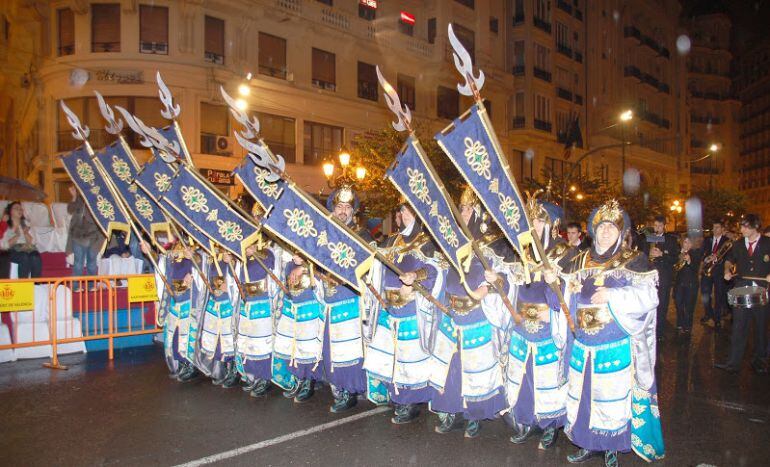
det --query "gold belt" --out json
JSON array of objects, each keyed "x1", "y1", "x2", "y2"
[
  {"x1": 448, "y1": 294, "x2": 480, "y2": 315},
  {"x1": 288, "y1": 273, "x2": 312, "y2": 297},
  {"x1": 172, "y1": 279, "x2": 188, "y2": 294},
  {"x1": 576, "y1": 306, "x2": 612, "y2": 335},
  {"x1": 245, "y1": 279, "x2": 267, "y2": 297},
  {"x1": 384, "y1": 289, "x2": 415, "y2": 308},
  {"x1": 518, "y1": 302, "x2": 549, "y2": 333}
]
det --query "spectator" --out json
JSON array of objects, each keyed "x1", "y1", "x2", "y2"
[
  {"x1": 1, "y1": 201, "x2": 42, "y2": 278},
  {"x1": 566, "y1": 221, "x2": 591, "y2": 250},
  {"x1": 67, "y1": 186, "x2": 104, "y2": 290},
  {"x1": 103, "y1": 231, "x2": 131, "y2": 258}
]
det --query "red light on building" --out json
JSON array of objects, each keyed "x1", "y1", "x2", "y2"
[
  {"x1": 400, "y1": 11, "x2": 415, "y2": 25},
  {"x1": 359, "y1": 0, "x2": 378, "y2": 8}
]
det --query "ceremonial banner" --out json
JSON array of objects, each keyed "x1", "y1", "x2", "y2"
[
  {"x1": 162, "y1": 165, "x2": 261, "y2": 260},
  {"x1": 233, "y1": 153, "x2": 286, "y2": 211},
  {"x1": 386, "y1": 135, "x2": 472, "y2": 278},
  {"x1": 0, "y1": 281, "x2": 34, "y2": 312},
  {"x1": 128, "y1": 275, "x2": 158, "y2": 303},
  {"x1": 157, "y1": 122, "x2": 194, "y2": 166},
  {"x1": 93, "y1": 139, "x2": 170, "y2": 238},
  {"x1": 134, "y1": 155, "x2": 215, "y2": 252},
  {"x1": 435, "y1": 104, "x2": 533, "y2": 254},
  {"x1": 60, "y1": 147, "x2": 130, "y2": 245},
  {"x1": 262, "y1": 183, "x2": 374, "y2": 294}
]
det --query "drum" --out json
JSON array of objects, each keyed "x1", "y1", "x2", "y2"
[{"x1": 727, "y1": 286, "x2": 769, "y2": 309}]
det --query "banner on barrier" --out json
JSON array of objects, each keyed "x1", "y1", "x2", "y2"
[
  {"x1": 128, "y1": 276, "x2": 158, "y2": 303},
  {"x1": 0, "y1": 282, "x2": 35, "y2": 312}
]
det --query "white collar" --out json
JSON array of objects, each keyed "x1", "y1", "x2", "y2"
[{"x1": 401, "y1": 219, "x2": 415, "y2": 236}]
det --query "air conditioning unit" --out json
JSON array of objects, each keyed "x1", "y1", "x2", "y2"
[{"x1": 215, "y1": 135, "x2": 234, "y2": 156}]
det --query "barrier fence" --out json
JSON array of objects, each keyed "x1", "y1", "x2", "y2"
[{"x1": 0, "y1": 274, "x2": 161, "y2": 369}]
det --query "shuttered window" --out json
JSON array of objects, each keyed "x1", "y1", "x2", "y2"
[
  {"x1": 357, "y1": 62, "x2": 377, "y2": 101},
  {"x1": 140, "y1": 5, "x2": 168, "y2": 54},
  {"x1": 58, "y1": 8, "x2": 75, "y2": 56},
  {"x1": 204, "y1": 15, "x2": 225, "y2": 64},
  {"x1": 91, "y1": 4, "x2": 121, "y2": 52},
  {"x1": 258, "y1": 32, "x2": 287, "y2": 79},
  {"x1": 312, "y1": 48, "x2": 336, "y2": 91}
]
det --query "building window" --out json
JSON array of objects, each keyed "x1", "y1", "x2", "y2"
[
  {"x1": 437, "y1": 86, "x2": 459, "y2": 120},
  {"x1": 359, "y1": 3, "x2": 376, "y2": 21},
  {"x1": 452, "y1": 23, "x2": 475, "y2": 63},
  {"x1": 511, "y1": 150, "x2": 533, "y2": 181},
  {"x1": 510, "y1": 91, "x2": 525, "y2": 129},
  {"x1": 556, "y1": 111, "x2": 570, "y2": 142},
  {"x1": 534, "y1": 43, "x2": 551, "y2": 81},
  {"x1": 317, "y1": 0, "x2": 333, "y2": 5},
  {"x1": 483, "y1": 99, "x2": 492, "y2": 118},
  {"x1": 513, "y1": 0, "x2": 525, "y2": 24},
  {"x1": 304, "y1": 121, "x2": 343, "y2": 166},
  {"x1": 312, "y1": 48, "x2": 336, "y2": 91},
  {"x1": 139, "y1": 5, "x2": 168, "y2": 55},
  {"x1": 428, "y1": 18, "x2": 437, "y2": 44},
  {"x1": 358, "y1": 61, "x2": 378, "y2": 101},
  {"x1": 490, "y1": 17, "x2": 499, "y2": 34},
  {"x1": 91, "y1": 4, "x2": 121, "y2": 52},
  {"x1": 399, "y1": 12, "x2": 415, "y2": 36},
  {"x1": 58, "y1": 8, "x2": 75, "y2": 56},
  {"x1": 534, "y1": 94, "x2": 551, "y2": 132},
  {"x1": 513, "y1": 40, "x2": 525, "y2": 75},
  {"x1": 397, "y1": 74, "x2": 416, "y2": 110},
  {"x1": 535, "y1": 0, "x2": 550, "y2": 22},
  {"x1": 259, "y1": 32, "x2": 287, "y2": 79},
  {"x1": 200, "y1": 102, "x2": 230, "y2": 155},
  {"x1": 256, "y1": 112, "x2": 296, "y2": 163},
  {"x1": 455, "y1": 0, "x2": 475, "y2": 9},
  {"x1": 204, "y1": 15, "x2": 225, "y2": 65}
]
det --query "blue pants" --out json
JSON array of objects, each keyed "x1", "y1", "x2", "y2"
[{"x1": 72, "y1": 242, "x2": 98, "y2": 278}]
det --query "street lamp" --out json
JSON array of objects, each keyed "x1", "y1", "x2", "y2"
[
  {"x1": 323, "y1": 150, "x2": 367, "y2": 189},
  {"x1": 670, "y1": 199, "x2": 683, "y2": 230}
]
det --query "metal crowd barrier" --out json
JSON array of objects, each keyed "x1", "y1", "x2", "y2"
[{"x1": 0, "y1": 274, "x2": 160, "y2": 370}]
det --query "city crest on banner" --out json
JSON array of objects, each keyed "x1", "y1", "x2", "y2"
[
  {"x1": 386, "y1": 135, "x2": 472, "y2": 279},
  {"x1": 60, "y1": 147, "x2": 130, "y2": 250},
  {"x1": 262, "y1": 183, "x2": 374, "y2": 294},
  {"x1": 162, "y1": 165, "x2": 261, "y2": 261},
  {"x1": 435, "y1": 104, "x2": 534, "y2": 255},
  {"x1": 94, "y1": 139, "x2": 170, "y2": 239}
]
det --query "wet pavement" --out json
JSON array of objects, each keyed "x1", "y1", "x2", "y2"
[{"x1": 1, "y1": 312, "x2": 769, "y2": 467}]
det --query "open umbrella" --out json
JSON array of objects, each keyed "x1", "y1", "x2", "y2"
[{"x1": 0, "y1": 176, "x2": 46, "y2": 202}]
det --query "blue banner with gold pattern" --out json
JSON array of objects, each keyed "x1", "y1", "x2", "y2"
[
  {"x1": 162, "y1": 165, "x2": 261, "y2": 260},
  {"x1": 435, "y1": 104, "x2": 533, "y2": 254},
  {"x1": 93, "y1": 139, "x2": 170, "y2": 238},
  {"x1": 60, "y1": 147, "x2": 130, "y2": 244},
  {"x1": 386, "y1": 135, "x2": 472, "y2": 278},
  {"x1": 262, "y1": 183, "x2": 374, "y2": 294},
  {"x1": 158, "y1": 122, "x2": 194, "y2": 166},
  {"x1": 233, "y1": 154, "x2": 285, "y2": 211},
  {"x1": 134, "y1": 154, "x2": 214, "y2": 252}
]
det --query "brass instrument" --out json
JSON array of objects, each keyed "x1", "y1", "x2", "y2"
[
  {"x1": 703, "y1": 240, "x2": 733, "y2": 277},
  {"x1": 673, "y1": 251, "x2": 690, "y2": 272}
]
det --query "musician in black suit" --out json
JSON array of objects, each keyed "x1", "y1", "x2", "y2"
[
  {"x1": 646, "y1": 215, "x2": 680, "y2": 338},
  {"x1": 674, "y1": 234, "x2": 703, "y2": 336},
  {"x1": 700, "y1": 220, "x2": 731, "y2": 330},
  {"x1": 716, "y1": 214, "x2": 770, "y2": 374}
]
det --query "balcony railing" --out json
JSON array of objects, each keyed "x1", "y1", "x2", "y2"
[
  {"x1": 557, "y1": 0, "x2": 573, "y2": 14},
  {"x1": 512, "y1": 116, "x2": 525, "y2": 129},
  {"x1": 691, "y1": 90, "x2": 734, "y2": 101},
  {"x1": 312, "y1": 79, "x2": 336, "y2": 91},
  {"x1": 58, "y1": 44, "x2": 74, "y2": 56},
  {"x1": 259, "y1": 65, "x2": 287, "y2": 79},
  {"x1": 512, "y1": 64, "x2": 525, "y2": 76},
  {"x1": 534, "y1": 119, "x2": 552, "y2": 132},
  {"x1": 92, "y1": 41, "x2": 120, "y2": 53},
  {"x1": 205, "y1": 51, "x2": 225, "y2": 65},
  {"x1": 641, "y1": 72, "x2": 660, "y2": 89},
  {"x1": 691, "y1": 115, "x2": 722, "y2": 124},
  {"x1": 658, "y1": 82, "x2": 670, "y2": 94},
  {"x1": 574, "y1": 51, "x2": 583, "y2": 63},
  {"x1": 574, "y1": 94, "x2": 583, "y2": 105},
  {"x1": 557, "y1": 44, "x2": 572, "y2": 58},
  {"x1": 575, "y1": 9, "x2": 583, "y2": 21},
  {"x1": 533, "y1": 67, "x2": 552, "y2": 82},
  {"x1": 624, "y1": 65, "x2": 642, "y2": 79},
  {"x1": 556, "y1": 87, "x2": 573, "y2": 101},
  {"x1": 139, "y1": 41, "x2": 168, "y2": 55},
  {"x1": 534, "y1": 17, "x2": 552, "y2": 33},
  {"x1": 624, "y1": 26, "x2": 641, "y2": 40},
  {"x1": 358, "y1": 81, "x2": 378, "y2": 101},
  {"x1": 513, "y1": 13, "x2": 524, "y2": 25}
]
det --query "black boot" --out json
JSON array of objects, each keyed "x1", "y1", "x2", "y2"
[
  {"x1": 510, "y1": 423, "x2": 541, "y2": 444},
  {"x1": 434, "y1": 412, "x2": 460, "y2": 434},
  {"x1": 282, "y1": 380, "x2": 302, "y2": 399},
  {"x1": 604, "y1": 451, "x2": 618, "y2": 467},
  {"x1": 294, "y1": 379, "x2": 315, "y2": 403},
  {"x1": 221, "y1": 362, "x2": 241, "y2": 388},
  {"x1": 212, "y1": 363, "x2": 227, "y2": 386},
  {"x1": 177, "y1": 362, "x2": 200, "y2": 382},
  {"x1": 567, "y1": 448, "x2": 601, "y2": 464},
  {"x1": 242, "y1": 378, "x2": 259, "y2": 392},
  {"x1": 464, "y1": 420, "x2": 481, "y2": 438},
  {"x1": 330, "y1": 389, "x2": 357, "y2": 413},
  {"x1": 250, "y1": 379, "x2": 272, "y2": 398},
  {"x1": 391, "y1": 404, "x2": 420, "y2": 424},
  {"x1": 538, "y1": 427, "x2": 558, "y2": 450}
]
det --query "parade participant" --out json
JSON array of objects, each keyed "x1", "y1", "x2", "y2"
[
  {"x1": 310, "y1": 185, "x2": 371, "y2": 413},
  {"x1": 717, "y1": 214, "x2": 770, "y2": 374},
  {"x1": 645, "y1": 215, "x2": 679, "y2": 338},
  {"x1": 700, "y1": 220, "x2": 731, "y2": 330},
  {"x1": 506, "y1": 194, "x2": 575, "y2": 450},
  {"x1": 554, "y1": 200, "x2": 664, "y2": 466},
  {"x1": 428, "y1": 188, "x2": 509, "y2": 438},
  {"x1": 364, "y1": 201, "x2": 443, "y2": 424},
  {"x1": 149, "y1": 237, "x2": 206, "y2": 382},
  {"x1": 673, "y1": 235, "x2": 703, "y2": 336},
  {"x1": 273, "y1": 249, "x2": 324, "y2": 403},
  {"x1": 196, "y1": 247, "x2": 239, "y2": 388},
  {"x1": 234, "y1": 235, "x2": 292, "y2": 397},
  {"x1": 567, "y1": 222, "x2": 591, "y2": 251}
]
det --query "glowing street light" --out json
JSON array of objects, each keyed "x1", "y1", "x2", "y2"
[
  {"x1": 355, "y1": 166, "x2": 367, "y2": 181},
  {"x1": 322, "y1": 161, "x2": 335, "y2": 178},
  {"x1": 709, "y1": 143, "x2": 720, "y2": 153},
  {"x1": 235, "y1": 98, "x2": 248, "y2": 111},
  {"x1": 620, "y1": 110, "x2": 634, "y2": 122},
  {"x1": 338, "y1": 151, "x2": 351, "y2": 167},
  {"x1": 238, "y1": 83, "x2": 250, "y2": 96}
]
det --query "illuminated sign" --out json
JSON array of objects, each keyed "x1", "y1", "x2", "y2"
[
  {"x1": 360, "y1": 0, "x2": 378, "y2": 8},
  {"x1": 400, "y1": 11, "x2": 415, "y2": 25}
]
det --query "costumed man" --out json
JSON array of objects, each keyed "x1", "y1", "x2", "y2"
[
  {"x1": 196, "y1": 246, "x2": 240, "y2": 388},
  {"x1": 700, "y1": 220, "x2": 731, "y2": 330},
  {"x1": 309, "y1": 185, "x2": 372, "y2": 413},
  {"x1": 554, "y1": 200, "x2": 664, "y2": 467},
  {"x1": 506, "y1": 193, "x2": 576, "y2": 450},
  {"x1": 272, "y1": 247, "x2": 325, "y2": 403},
  {"x1": 147, "y1": 236, "x2": 206, "y2": 382},
  {"x1": 364, "y1": 201, "x2": 444, "y2": 424},
  {"x1": 644, "y1": 215, "x2": 679, "y2": 339},
  {"x1": 428, "y1": 188, "x2": 509, "y2": 438},
  {"x1": 717, "y1": 214, "x2": 770, "y2": 374},
  {"x1": 673, "y1": 235, "x2": 703, "y2": 336}
]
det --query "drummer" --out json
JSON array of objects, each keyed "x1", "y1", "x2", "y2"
[{"x1": 716, "y1": 214, "x2": 770, "y2": 374}]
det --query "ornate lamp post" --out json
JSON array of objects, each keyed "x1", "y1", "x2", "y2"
[{"x1": 322, "y1": 150, "x2": 367, "y2": 189}]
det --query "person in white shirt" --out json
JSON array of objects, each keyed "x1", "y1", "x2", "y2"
[{"x1": 0, "y1": 202, "x2": 41, "y2": 278}]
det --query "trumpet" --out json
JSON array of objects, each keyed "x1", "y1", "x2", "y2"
[
  {"x1": 673, "y1": 251, "x2": 690, "y2": 272},
  {"x1": 702, "y1": 240, "x2": 733, "y2": 277}
]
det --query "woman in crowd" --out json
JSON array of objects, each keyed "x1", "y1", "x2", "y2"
[{"x1": 1, "y1": 201, "x2": 42, "y2": 278}]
